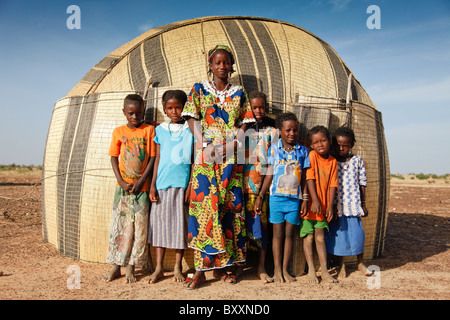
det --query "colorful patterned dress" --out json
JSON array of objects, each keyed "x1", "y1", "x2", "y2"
[
  {"x1": 243, "y1": 118, "x2": 277, "y2": 250},
  {"x1": 182, "y1": 80, "x2": 255, "y2": 271}
]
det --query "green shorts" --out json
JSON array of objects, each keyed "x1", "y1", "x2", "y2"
[{"x1": 299, "y1": 219, "x2": 329, "y2": 238}]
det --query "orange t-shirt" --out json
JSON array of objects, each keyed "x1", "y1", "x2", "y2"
[
  {"x1": 108, "y1": 124, "x2": 156, "y2": 192},
  {"x1": 303, "y1": 150, "x2": 338, "y2": 221}
]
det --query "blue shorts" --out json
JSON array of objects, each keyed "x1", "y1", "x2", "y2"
[{"x1": 269, "y1": 195, "x2": 300, "y2": 225}]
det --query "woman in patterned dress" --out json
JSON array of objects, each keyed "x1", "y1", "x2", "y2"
[{"x1": 182, "y1": 45, "x2": 255, "y2": 289}]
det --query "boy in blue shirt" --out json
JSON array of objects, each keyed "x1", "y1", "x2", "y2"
[{"x1": 255, "y1": 112, "x2": 310, "y2": 283}]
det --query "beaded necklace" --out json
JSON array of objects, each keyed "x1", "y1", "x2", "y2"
[
  {"x1": 202, "y1": 80, "x2": 239, "y2": 108},
  {"x1": 168, "y1": 121, "x2": 184, "y2": 140}
]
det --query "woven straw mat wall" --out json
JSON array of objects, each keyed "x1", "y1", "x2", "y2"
[{"x1": 42, "y1": 16, "x2": 389, "y2": 275}]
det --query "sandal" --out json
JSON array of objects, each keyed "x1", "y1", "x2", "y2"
[
  {"x1": 183, "y1": 276, "x2": 205, "y2": 290},
  {"x1": 220, "y1": 273, "x2": 237, "y2": 285}
]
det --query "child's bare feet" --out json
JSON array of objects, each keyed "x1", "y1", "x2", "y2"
[
  {"x1": 337, "y1": 263, "x2": 347, "y2": 278},
  {"x1": 125, "y1": 265, "x2": 136, "y2": 283},
  {"x1": 273, "y1": 268, "x2": 285, "y2": 283},
  {"x1": 148, "y1": 266, "x2": 164, "y2": 284},
  {"x1": 307, "y1": 270, "x2": 319, "y2": 284},
  {"x1": 257, "y1": 266, "x2": 273, "y2": 283},
  {"x1": 173, "y1": 265, "x2": 185, "y2": 283},
  {"x1": 321, "y1": 271, "x2": 338, "y2": 283},
  {"x1": 358, "y1": 262, "x2": 373, "y2": 276},
  {"x1": 283, "y1": 268, "x2": 296, "y2": 283},
  {"x1": 103, "y1": 265, "x2": 121, "y2": 282}
]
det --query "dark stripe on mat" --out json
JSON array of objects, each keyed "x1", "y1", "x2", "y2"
[
  {"x1": 221, "y1": 19, "x2": 258, "y2": 93},
  {"x1": 238, "y1": 20, "x2": 269, "y2": 96},
  {"x1": 248, "y1": 20, "x2": 285, "y2": 112},
  {"x1": 143, "y1": 35, "x2": 170, "y2": 87},
  {"x1": 373, "y1": 110, "x2": 388, "y2": 258},
  {"x1": 56, "y1": 94, "x2": 99, "y2": 260},
  {"x1": 57, "y1": 96, "x2": 83, "y2": 256},
  {"x1": 129, "y1": 44, "x2": 146, "y2": 91},
  {"x1": 319, "y1": 41, "x2": 348, "y2": 100}
]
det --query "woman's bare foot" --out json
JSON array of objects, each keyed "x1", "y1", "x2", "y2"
[
  {"x1": 103, "y1": 265, "x2": 121, "y2": 282},
  {"x1": 183, "y1": 271, "x2": 206, "y2": 289},
  {"x1": 358, "y1": 262, "x2": 373, "y2": 276},
  {"x1": 125, "y1": 265, "x2": 136, "y2": 283},
  {"x1": 173, "y1": 264, "x2": 185, "y2": 283},
  {"x1": 148, "y1": 266, "x2": 164, "y2": 284}
]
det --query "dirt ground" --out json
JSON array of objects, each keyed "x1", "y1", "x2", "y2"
[{"x1": 0, "y1": 170, "x2": 449, "y2": 301}]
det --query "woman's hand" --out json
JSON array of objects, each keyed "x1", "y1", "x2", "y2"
[{"x1": 214, "y1": 141, "x2": 236, "y2": 163}]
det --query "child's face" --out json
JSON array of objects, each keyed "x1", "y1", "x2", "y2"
[
  {"x1": 123, "y1": 101, "x2": 144, "y2": 129},
  {"x1": 209, "y1": 51, "x2": 232, "y2": 80},
  {"x1": 279, "y1": 119, "x2": 298, "y2": 146},
  {"x1": 250, "y1": 97, "x2": 266, "y2": 122},
  {"x1": 164, "y1": 98, "x2": 184, "y2": 123},
  {"x1": 334, "y1": 135, "x2": 353, "y2": 158},
  {"x1": 310, "y1": 131, "x2": 330, "y2": 157}
]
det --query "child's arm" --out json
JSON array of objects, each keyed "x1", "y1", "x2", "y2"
[
  {"x1": 130, "y1": 155, "x2": 155, "y2": 195},
  {"x1": 300, "y1": 170, "x2": 308, "y2": 216},
  {"x1": 185, "y1": 163, "x2": 194, "y2": 204},
  {"x1": 149, "y1": 144, "x2": 160, "y2": 202},
  {"x1": 186, "y1": 117, "x2": 216, "y2": 162},
  {"x1": 360, "y1": 185, "x2": 368, "y2": 217},
  {"x1": 111, "y1": 156, "x2": 131, "y2": 194},
  {"x1": 326, "y1": 187, "x2": 337, "y2": 222},
  {"x1": 307, "y1": 179, "x2": 321, "y2": 214},
  {"x1": 254, "y1": 164, "x2": 273, "y2": 215}
]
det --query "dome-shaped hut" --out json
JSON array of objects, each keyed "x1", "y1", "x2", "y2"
[{"x1": 42, "y1": 16, "x2": 389, "y2": 275}]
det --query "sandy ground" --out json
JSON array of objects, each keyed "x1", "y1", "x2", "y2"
[{"x1": 0, "y1": 170, "x2": 449, "y2": 303}]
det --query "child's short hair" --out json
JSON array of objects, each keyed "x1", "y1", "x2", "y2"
[
  {"x1": 275, "y1": 112, "x2": 298, "y2": 130},
  {"x1": 309, "y1": 125, "x2": 331, "y2": 141},
  {"x1": 124, "y1": 94, "x2": 144, "y2": 109},
  {"x1": 161, "y1": 90, "x2": 187, "y2": 108},
  {"x1": 334, "y1": 126, "x2": 356, "y2": 144},
  {"x1": 248, "y1": 91, "x2": 267, "y2": 105}
]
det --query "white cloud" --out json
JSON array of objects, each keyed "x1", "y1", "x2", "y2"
[
  {"x1": 138, "y1": 20, "x2": 154, "y2": 34},
  {"x1": 328, "y1": 0, "x2": 352, "y2": 11}
]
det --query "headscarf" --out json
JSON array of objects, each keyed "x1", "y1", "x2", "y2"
[{"x1": 207, "y1": 45, "x2": 235, "y2": 64}]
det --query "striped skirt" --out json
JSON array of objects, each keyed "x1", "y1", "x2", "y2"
[{"x1": 148, "y1": 187, "x2": 188, "y2": 250}]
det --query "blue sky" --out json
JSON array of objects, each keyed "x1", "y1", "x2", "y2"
[{"x1": 0, "y1": 0, "x2": 449, "y2": 174}]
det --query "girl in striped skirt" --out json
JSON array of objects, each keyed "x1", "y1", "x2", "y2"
[{"x1": 147, "y1": 90, "x2": 194, "y2": 284}]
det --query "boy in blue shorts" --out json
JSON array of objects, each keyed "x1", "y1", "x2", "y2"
[{"x1": 256, "y1": 113, "x2": 310, "y2": 283}]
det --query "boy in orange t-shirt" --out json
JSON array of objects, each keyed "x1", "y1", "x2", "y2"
[
  {"x1": 104, "y1": 94, "x2": 156, "y2": 284},
  {"x1": 301, "y1": 125, "x2": 338, "y2": 284}
]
